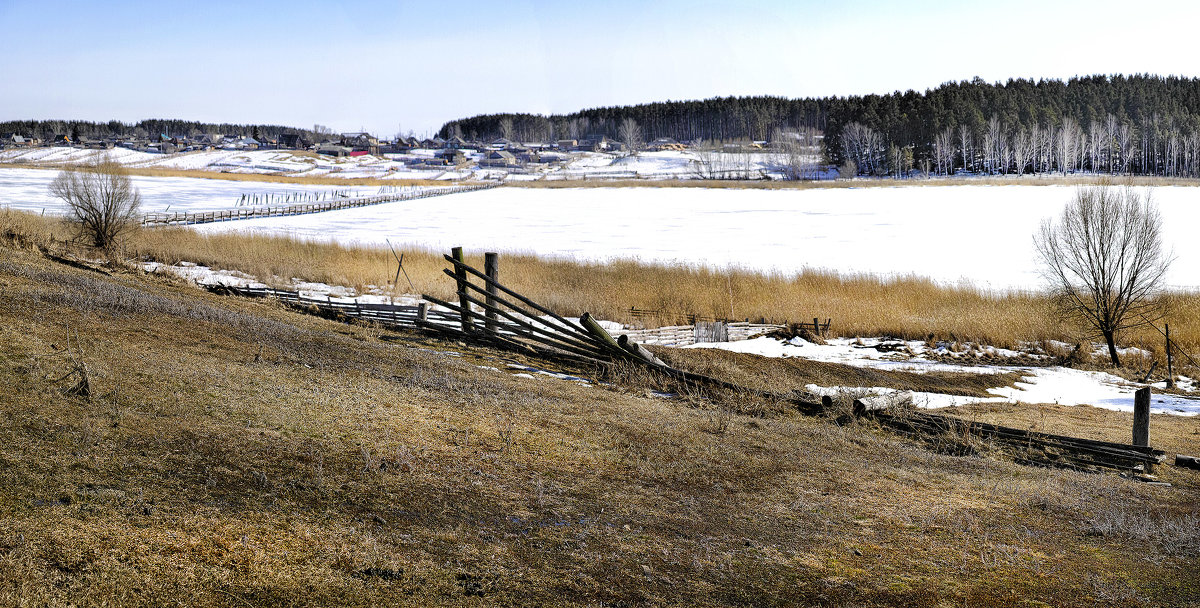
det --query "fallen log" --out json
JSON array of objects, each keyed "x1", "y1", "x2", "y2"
[
  {"x1": 1176, "y1": 454, "x2": 1200, "y2": 470},
  {"x1": 852, "y1": 391, "x2": 913, "y2": 416}
]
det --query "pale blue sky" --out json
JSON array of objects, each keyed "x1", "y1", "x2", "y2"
[{"x1": 4, "y1": 0, "x2": 1198, "y2": 136}]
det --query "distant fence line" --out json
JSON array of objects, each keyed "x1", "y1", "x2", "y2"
[{"x1": 140, "y1": 182, "x2": 498, "y2": 227}]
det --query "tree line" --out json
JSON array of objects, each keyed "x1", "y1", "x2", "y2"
[
  {"x1": 441, "y1": 74, "x2": 1200, "y2": 178},
  {"x1": 0, "y1": 119, "x2": 308, "y2": 142}
]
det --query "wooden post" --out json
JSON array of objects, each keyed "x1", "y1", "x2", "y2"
[
  {"x1": 417, "y1": 302, "x2": 428, "y2": 323},
  {"x1": 1166, "y1": 323, "x2": 1175, "y2": 388},
  {"x1": 451, "y1": 247, "x2": 472, "y2": 332},
  {"x1": 484, "y1": 252, "x2": 499, "y2": 333},
  {"x1": 813, "y1": 318, "x2": 820, "y2": 336},
  {"x1": 1133, "y1": 387, "x2": 1151, "y2": 447}
]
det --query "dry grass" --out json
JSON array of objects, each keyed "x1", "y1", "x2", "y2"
[
  {"x1": 0, "y1": 242, "x2": 1198, "y2": 606},
  {"x1": 5, "y1": 207, "x2": 1199, "y2": 370}
]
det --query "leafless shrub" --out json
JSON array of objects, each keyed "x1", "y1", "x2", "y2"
[
  {"x1": 49, "y1": 152, "x2": 141, "y2": 249},
  {"x1": 1035, "y1": 185, "x2": 1173, "y2": 366}
]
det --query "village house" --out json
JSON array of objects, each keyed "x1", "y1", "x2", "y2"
[
  {"x1": 279, "y1": 133, "x2": 313, "y2": 150},
  {"x1": 317, "y1": 143, "x2": 352, "y2": 157},
  {"x1": 341, "y1": 132, "x2": 379, "y2": 155},
  {"x1": 479, "y1": 150, "x2": 518, "y2": 167},
  {"x1": 437, "y1": 149, "x2": 467, "y2": 165},
  {"x1": 3, "y1": 134, "x2": 38, "y2": 147}
]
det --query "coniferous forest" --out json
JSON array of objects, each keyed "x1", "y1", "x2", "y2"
[
  {"x1": 0, "y1": 119, "x2": 302, "y2": 143},
  {"x1": 441, "y1": 74, "x2": 1200, "y2": 177}
]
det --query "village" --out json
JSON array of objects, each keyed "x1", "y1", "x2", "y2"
[{"x1": 0, "y1": 128, "x2": 794, "y2": 181}]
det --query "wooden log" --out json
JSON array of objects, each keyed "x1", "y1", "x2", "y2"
[
  {"x1": 1133, "y1": 387, "x2": 1151, "y2": 447},
  {"x1": 1175, "y1": 454, "x2": 1200, "y2": 470},
  {"x1": 580, "y1": 313, "x2": 627, "y2": 358},
  {"x1": 853, "y1": 391, "x2": 912, "y2": 416},
  {"x1": 484, "y1": 252, "x2": 499, "y2": 333},
  {"x1": 617, "y1": 335, "x2": 669, "y2": 367},
  {"x1": 451, "y1": 247, "x2": 472, "y2": 332}
]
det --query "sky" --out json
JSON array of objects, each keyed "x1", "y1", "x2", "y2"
[{"x1": 4, "y1": 0, "x2": 1199, "y2": 137}]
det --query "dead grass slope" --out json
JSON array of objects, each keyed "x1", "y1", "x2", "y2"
[{"x1": 0, "y1": 245, "x2": 1198, "y2": 606}]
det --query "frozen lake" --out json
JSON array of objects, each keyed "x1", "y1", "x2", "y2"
[
  {"x1": 3, "y1": 167, "x2": 1197, "y2": 291},
  {"x1": 196, "y1": 184, "x2": 1199, "y2": 291}
]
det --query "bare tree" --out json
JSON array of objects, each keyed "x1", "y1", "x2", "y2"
[
  {"x1": 933, "y1": 127, "x2": 954, "y2": 175},
  {"x1": 617, "y1": 117, "x2": 642, "y2": 156},
  {"x1": 841, "y1": 122, "x2": 882, "y2": 175},
  {"x1": 49, "y1": 152, "x2": 142, "y2": 249},
  {"x1": 773, "y1": 127, "x2": 820, "y2": 180},
  {"x1": 1057, "y1": 118, "x2": 1080, "y2": 174},
  {"x1": 1034, "y1": 186, "x2": 1172, "y2": 366},
  {"x1": 957, "y1": 125, "x2": 974, "y2": 173},
  {"x1": 1010, "y1": 128, "x2": 1033, "y2": 176},
  {"x1": 498, "y1": 118, "x2": 514, "y2": 141}
]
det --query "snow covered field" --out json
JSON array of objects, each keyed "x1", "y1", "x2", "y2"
[
  {"x1": 179, "y1": 184, "x2": 1200, "y2": 291},
  {"x1": 0, "y1": 147, "x2": 818, "y2": 181},
  {"x1": 0, "y1": 168, "x2": 388, "y2": 214}
]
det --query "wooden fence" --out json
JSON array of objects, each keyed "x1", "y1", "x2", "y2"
[
  {"x1": 141, "y1": 182, "x2": 498, "y2": 226},
  {"x1": 620, "y1": 322, "x2": 781, "y2": 347},
  {"x1": 204, "y1": 285, "x2": 462, "y2": 329}
]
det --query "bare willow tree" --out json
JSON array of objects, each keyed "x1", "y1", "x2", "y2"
[
  {"x1": 1034, "y1": 186, "x2": 1172, "y2": 366},
  {"x1": 49, "y1": 153, "x2": 142, "y2": 249}
]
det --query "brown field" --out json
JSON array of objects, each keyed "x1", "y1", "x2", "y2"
[{"x1": 1, "y1": 231, "x2": 1198, "y2": 606}]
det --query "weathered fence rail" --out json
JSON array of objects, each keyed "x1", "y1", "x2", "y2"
[
  {"x1": 141, "y1": 182, "x2": 498, "y2": 226},
  {"x1": 620, "y1": 322, "x2": 781, "y2": 346},
  {"x1": 204, "y1": 285, "x2": 462, "y2": 328}
]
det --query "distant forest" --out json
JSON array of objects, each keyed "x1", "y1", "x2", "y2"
[
  {"x1": 441, "y1": 74, "x2": 1200, "y2": 177},
  {"x1": 0, "y1": 119, "x2": 309, "y2": 142}
]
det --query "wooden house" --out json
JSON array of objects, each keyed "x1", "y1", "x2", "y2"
[{"x1": 480, "y1": 150, "x2": 518, "y2": 167}]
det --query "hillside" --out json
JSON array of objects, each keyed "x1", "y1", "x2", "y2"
[{"x1": 1, "y1": 234, "x2": 1198, "y2": 606}]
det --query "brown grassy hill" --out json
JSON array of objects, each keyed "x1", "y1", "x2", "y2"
[{"x1": 0, "y1": 241, "x2": 1197, "y2": 606}]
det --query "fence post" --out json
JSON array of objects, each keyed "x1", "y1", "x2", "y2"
[
  {"x1": 1166, "y1": 323, "x2": 1175, "y2": 388},
  {"x1": 451, "y1": 247, "x2": 472, "y2": 332},
  {"x1": 813, "y1": 318, "x2": 820, "y2": 337},
  {"x1": 417, "y1": 302, "x2": 428, "y2": 323},
  {"x1": 484, "y1": 252, "x2": 499, "y2": 333},
  {"x1": 1133, "y1": 387, "x2": 1151, "y2": 448}
]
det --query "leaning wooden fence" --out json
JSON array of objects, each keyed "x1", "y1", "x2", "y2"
[{"x1": 141, "y1": 182, "x2": 497, "y2": 226}]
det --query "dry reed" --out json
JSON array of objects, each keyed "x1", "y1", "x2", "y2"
[
  {"x1": 5, "y1": 208, "x2": 1197, "y2": 361},
  {"x1": 125, "y1": 222, "x2": 1200, "y2": 357}
]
